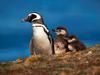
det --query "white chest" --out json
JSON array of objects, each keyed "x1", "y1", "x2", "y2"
[
  {"x1": 33, "y1": 27, "x2": 48, "y2": 40},
  {"x1": 32, "y1": 27, "x2": 51, "y2": 49}
]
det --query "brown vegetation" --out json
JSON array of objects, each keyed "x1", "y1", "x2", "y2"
[{"x1": 0, "y1": 44, "x2": 100, "y2": 75}]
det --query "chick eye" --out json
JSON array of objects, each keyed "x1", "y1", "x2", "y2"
[{"x1": 59, "y1": 30, "x2": 61, "y2": 32}]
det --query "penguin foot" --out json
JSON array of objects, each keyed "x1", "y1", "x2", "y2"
[
  {"x1": 15, "y1": 58, "x2": 25, "y2": 63},
  {"x1": 24, "y1": 55, "x2": 41, "y2": 64}
]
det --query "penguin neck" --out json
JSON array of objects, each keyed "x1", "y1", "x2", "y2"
[
  {"x1": 32, "y1": 23, "x2": 49, "y2": 33},
  {"x1": 32, "y1": 19, "x2": 44, "y2": 24}
]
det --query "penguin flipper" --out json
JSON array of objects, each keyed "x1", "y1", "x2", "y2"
[
  {"x1": 48, "y1": 33, "x2": 55, "y2": 55},
  {"x1": 50, "y1": 36, "x2": 55, "y2": 55},
  {"x1": 29, "y1": 39, "x2": 34, "y2": 55},
  {"x1": 43, "y1": 26, "x2": 55, "y2": 55}
]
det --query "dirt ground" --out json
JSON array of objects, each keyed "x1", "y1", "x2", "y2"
[{"x1": 0, "y1": 44, "x2": 100, "y2": 75}]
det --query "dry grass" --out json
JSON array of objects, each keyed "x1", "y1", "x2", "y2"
[{"x1": 0, "y1": 44, "x2": 100, "y2": 75}]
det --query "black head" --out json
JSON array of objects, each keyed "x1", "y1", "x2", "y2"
[
  {"x1": 56, "y1": 26, "x2": 67, "y2": 30},
  {"x1": 52, "y1": 26, "x2": 68, "y2": 36},
  {"x1": 21, "y1": 13, "x2": 42, "y2": 23},
  {"x1": 67, "y1": 35, "x2": 77, "y2": 42},
  {"x1": 68, "y1": 35, "x2": 77, "y2": 39}
]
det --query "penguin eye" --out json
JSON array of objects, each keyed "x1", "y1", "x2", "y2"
[
  {"x1": 29, "y1": 14, "x2": 37, "y2": 20},
  {"x1": 31, "y1": 14, "x2": 37, "y2": 19},
  {"x1": 27, "y1": 14, "x2": 37, "y2": 22}
]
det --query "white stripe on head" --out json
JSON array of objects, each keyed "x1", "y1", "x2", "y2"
[{"x1": 29, "y1": 13, "x2": 41, "y2": 21}]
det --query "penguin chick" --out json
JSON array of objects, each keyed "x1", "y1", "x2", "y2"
[
  {"x1": 52, "y1": 26, "x2": 69, "y2": 37},
  {"x1": 65, "y1": 35, "x2": 86, "y2": 51},
  {"x1": 52, "y1": 26, "x2": 69, "y2": 54},
  {"x1": 22, "y1": 12, "x2": 55, "y2": 55}
]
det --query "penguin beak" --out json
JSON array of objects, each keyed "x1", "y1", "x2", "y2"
[{"x1": 21, "y1": 16, "x2": 30, "y2": 22}]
